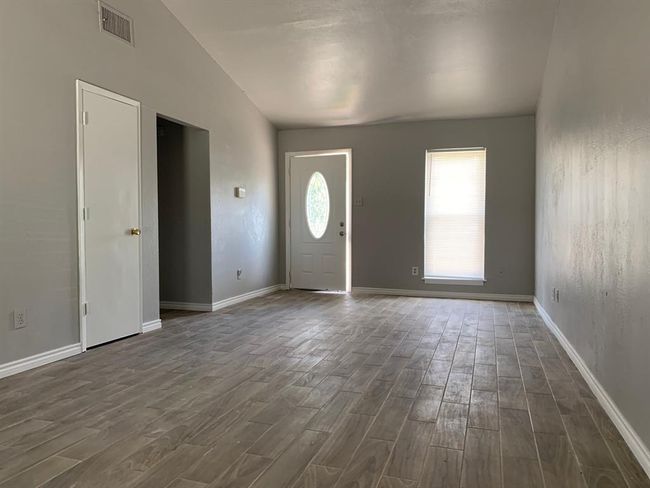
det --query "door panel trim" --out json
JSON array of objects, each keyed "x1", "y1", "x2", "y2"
[
  {"x1": 285, "y1": 149, "x2": 352, "y2": 292},
  {"x1": 75, "y1": 80, "x2": 143, "y2": 351}
]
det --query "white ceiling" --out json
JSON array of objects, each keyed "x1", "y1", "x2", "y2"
[{"x1": 161, "y1": 0, "x2": 558, "y2": 128}]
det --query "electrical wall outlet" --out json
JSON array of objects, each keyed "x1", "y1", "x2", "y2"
[
  {"x1": 13, "y1": 309, "x2": 27, "y2": 329},
  {"x1": 411, "y1": 266, "x2": 419, "y2": 276},
  {"x1": 353, "y1": 197, "x2": 364, "y2": 207},
  {"x1": 237, "y1": 269, "x2": 243, "y2": 280}
]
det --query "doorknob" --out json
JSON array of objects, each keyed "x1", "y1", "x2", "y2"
[
  {"x1": 339, "y1": 231, "x2": 345, "y2": 236},
  {"x1": 130, "y1": 228, "x2": 141, "y2": 236}
]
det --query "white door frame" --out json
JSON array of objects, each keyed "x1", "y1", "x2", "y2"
[
  {"x1": 75, "y1": 80, "x2": 143, "y2": 351},
  {"x1": 285, "y1": 149, "x2": 352, "y2": 292}
]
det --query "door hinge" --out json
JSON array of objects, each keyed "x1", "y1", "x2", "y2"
[
  {"x1": 82, "y1": 111, "x2": 89, "y2": 125},
  {"x1": 83, "y1": 303, "x2": 88, "y2": 316},
  {"x1": 82, "y1": 207, "x2": 90, "y2": 221}
]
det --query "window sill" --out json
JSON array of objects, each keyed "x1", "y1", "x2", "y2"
[{"x1": 423, "y1": 277, "x2": 486, "y2": 286}]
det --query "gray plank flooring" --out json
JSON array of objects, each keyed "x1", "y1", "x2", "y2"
[{"x1": 0, "y1": 290, "x2": 648, "y2": 488}]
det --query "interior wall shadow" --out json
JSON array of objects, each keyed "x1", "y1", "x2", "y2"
[{"x1": 156, "y1": 116, "x2": 212, "y2": 306}]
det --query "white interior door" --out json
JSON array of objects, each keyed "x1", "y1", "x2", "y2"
[
  {"x1": 290, "y1": 154, "x2": 347, "y2": 290},
  {"x1": 78, "y1": 82, "x2": 141, "y2": 348}
]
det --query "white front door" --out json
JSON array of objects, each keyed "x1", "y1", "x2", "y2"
[
  {"x1": 78, "y1": 82, "x2": 141, "y2": 348},
  {"x1": 290, "y1": 153, "x2": 347, "y2": 291}
]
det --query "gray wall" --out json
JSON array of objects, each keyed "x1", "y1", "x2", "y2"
[
  {"x1": 0, "y1": 0, "x2": 278, "y2": 364},
  {"x1": 536, "y1": 0, "x2": 650, "y2": 448},
  {"x1": 157, "y1": 118, "x2": 212, "y2": 304},
  {"x1": 279, "y1": 116, "x2": 536, "y2": 296}
]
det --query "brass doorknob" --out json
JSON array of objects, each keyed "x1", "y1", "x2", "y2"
[{"x1": 130, "y1": 228, "x2": 141, "y2": 236}]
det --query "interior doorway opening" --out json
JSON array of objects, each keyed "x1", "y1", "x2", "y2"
[{"x1": 156, "y1": 116, "x2": 212, "y2": 313}]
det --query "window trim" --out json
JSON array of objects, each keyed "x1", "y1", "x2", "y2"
[
  {"x1": 422, "y1": 277, "x2": 486, "y2": 286},
  {"x1": 423, "y1": 147, "x2": 487, "y2": 284}
]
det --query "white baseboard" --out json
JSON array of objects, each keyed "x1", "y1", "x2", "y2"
[
  {"x1": 160, "y1": 285, "x2": 283, "y2": 313},
  {"x1": 0, "y1": 343, "x2": 82, "y2": 380},
  {"x1": 159, "y1": 301, "x2": 213, "y2": 312},
  {"x1": 142, "y1": 319, "x2": 162, "y2": 333},
  {"x1": 279, "y1": 284, "x2": 290, "y2": 291},
  {"x1": 534, "y1": 298, "x2": 650, "y2": 478},
  {"x1": 211, "y1": 284, "x2": 282, "y2": 311},
  {"x1": 352, "y1": 287, "x2": 533, "y2": 302}
]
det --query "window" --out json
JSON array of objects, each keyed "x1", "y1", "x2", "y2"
[
  {"x1": 424, "y1": 148, "x2": 486, "y2": 284},
  {"x1": 305, "y1": 171, "x2": 330, "y2": 239}
]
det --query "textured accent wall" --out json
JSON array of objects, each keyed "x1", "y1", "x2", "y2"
[{"x1": 536, "y1": 0, "x2": 650, "y2": 449}]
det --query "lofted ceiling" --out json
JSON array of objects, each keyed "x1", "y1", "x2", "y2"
[{"x1": 161, "y1": 0, "x2": 558, "y2": 128}]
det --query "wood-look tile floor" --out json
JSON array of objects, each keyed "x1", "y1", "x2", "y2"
[{"x1": 0, "y1": 291, "x2": 648, "y2": 488}]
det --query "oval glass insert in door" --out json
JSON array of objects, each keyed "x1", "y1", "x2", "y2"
[{"x1": 305, "y1": 171, "x2": 330, "y2": 239}]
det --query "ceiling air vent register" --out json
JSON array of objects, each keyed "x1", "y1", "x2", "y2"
[{"x1": 98, "y1": 1, "x2": 133, "y2": 46}]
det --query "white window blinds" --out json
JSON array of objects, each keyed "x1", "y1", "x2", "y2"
[{"x1": 424, "y1": 148, "x2": 486, "y2": 281}]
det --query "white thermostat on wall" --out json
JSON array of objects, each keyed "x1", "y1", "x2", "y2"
[{"x1": 234, "y1": 186, "x2": 246, "y2": 198}]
